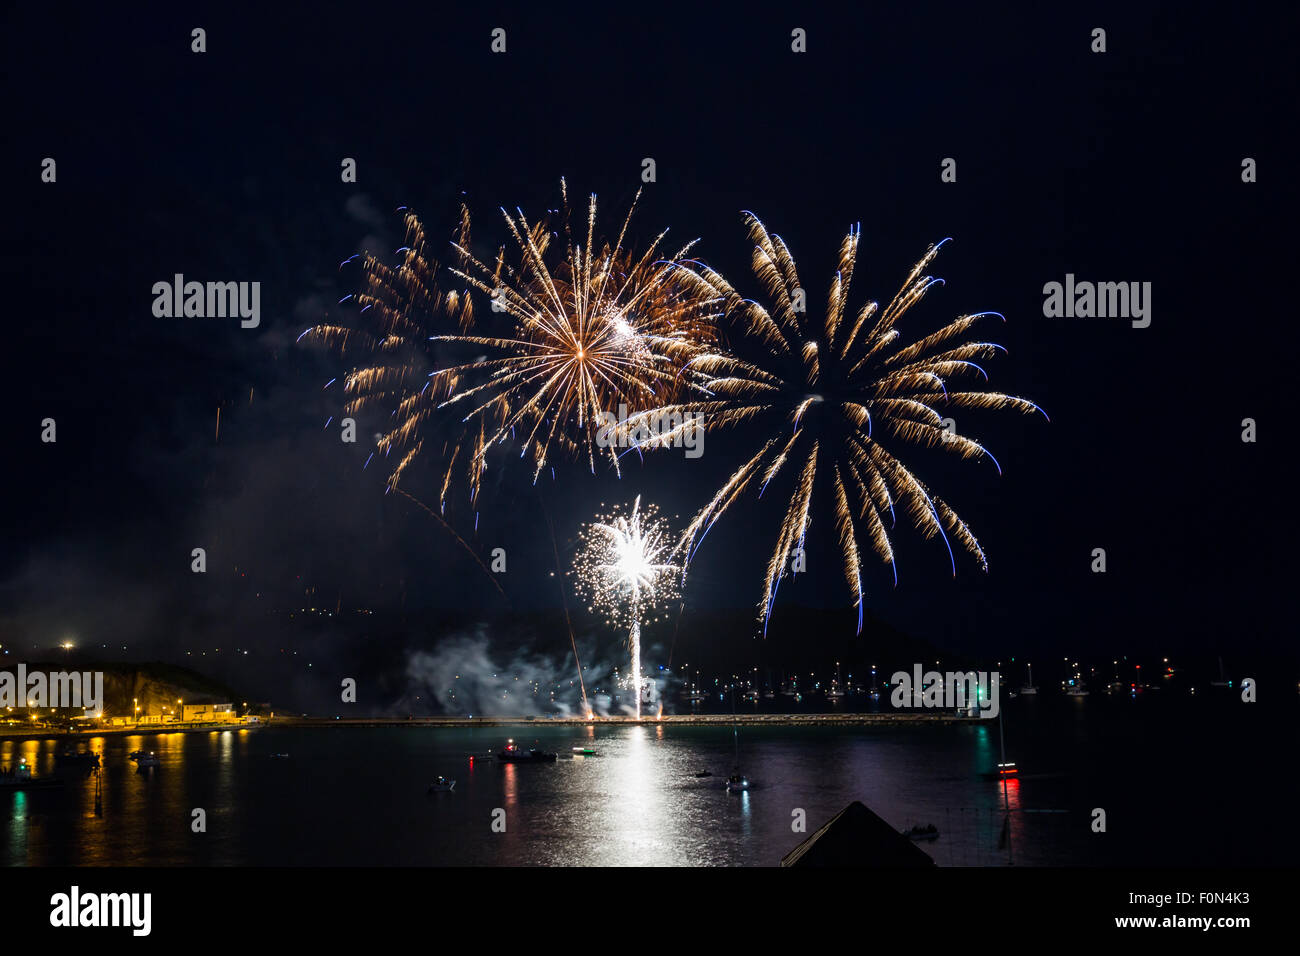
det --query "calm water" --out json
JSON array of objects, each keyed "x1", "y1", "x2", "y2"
[{"x1": 3, "y1": 695, "x2": 1296, "y2": 866}]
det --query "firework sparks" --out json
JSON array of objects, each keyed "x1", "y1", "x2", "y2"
[
  {"x1": 573, "y1": 496, "x2": 682, "y2": 718},
  {"x1": 303, "y1": 185, "x2": 718, "y2": 507},
  {"x1": 630, "y1": 214, "x2": 1046, "y2": 632},
  {"x1": 300, "y1": 209, "x2": 496, "y2": 510},
  {"x1": 440, "y1": 180, "x2": 719, "y2": 480}
]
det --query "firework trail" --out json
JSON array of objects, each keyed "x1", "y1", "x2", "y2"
[
  {"x1": 573, "y1": 496, "x2": 681, "y2": 718},
  {"x1": 625, "y1": 214, "x2": 1046, "y2": 632},
  {"x1": 540, "y1": 491, "x2": 589, "y2": 717}
]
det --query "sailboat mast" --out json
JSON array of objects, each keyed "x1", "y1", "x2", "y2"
[
  {"x1": 998, "y1": 705, "x2": 1014, "y2": 864},
  {"x1": 731, "y1": 681, "x2": 742, "y2": 771}
]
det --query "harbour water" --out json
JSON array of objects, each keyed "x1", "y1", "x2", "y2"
[{"x1": 3, "y1": 694, "x2": 1295, "y2": 866}]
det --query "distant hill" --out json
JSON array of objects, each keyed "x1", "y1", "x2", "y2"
[{"x1": 1, "y1": 660, "x2": 241, "y2": 716}]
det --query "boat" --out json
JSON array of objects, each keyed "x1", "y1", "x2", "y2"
[
  {"x1": 496, "y1": 741, "x2": 557, "y2": 763},
  {"x1": 131, "y1": 751, "x2": 160, "y2": 768},
  {"x1": 1019, "y1": 662, "x2": 1038, "y2": 696},
  {"x1": 684, "y1": 673, "x2": 708, "y2": 702},
  {"x1": 827, "y1": 662, "x2": 847, "y2": 700},
  {"x1": 0, "y1": 760, "x2": 64, "y2": 791},
  {"x1": 693, "y1": 770, "x2": 713, "y2": 778},
  {"x1": 1105, "y1": 660, "x2": 1126, "y2": 694},
  {"x1": 725, "y1": 686, "x2": 750, "y2": 792},
  {"x1": 427, "y1": 776, "x2": 456, "y2": 793},
  {"x1": 981, "y1": 761, "x2": 1020, "y2": 780},
  {"x1": 903, "y1": 824, "x2": 940, "y2": 841},
  {"x1": 570, "y1": 747, "x2": 598, "y2": 756},
  {"x1": 1065, "y1": 685, "x2": 1090, "y2": 697},
  {"x1": 270, "y1": 753, "x2": 291, "y2": 759},
  {"x1": 1210, "y1": 656, "x2": 1231, "y2": 688}
]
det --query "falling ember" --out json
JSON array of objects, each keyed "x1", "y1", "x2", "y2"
[
  {"x1": 215, "y1": 406, "x2": 221, "y2": 442},
  {"x1": 573, "y1": 496, "x2": 682, "y2": 719}
]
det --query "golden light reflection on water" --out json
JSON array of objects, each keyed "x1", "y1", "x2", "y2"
[{"x1": 0, "y1": 711, "x2": 1154, "y2": 866}]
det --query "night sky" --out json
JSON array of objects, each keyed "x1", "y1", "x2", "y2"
[{"x1": 2, "y1": 5, "x2": 1293, "y2": 702}]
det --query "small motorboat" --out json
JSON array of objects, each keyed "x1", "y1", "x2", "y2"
[
  {"x1": 131, "y1": 752, "x2": 160, "y2": 769},
  {"x1": 693, "y1": 770, "x2": 713, "y2": 778},
  {"x1": 570, "y1": 747, "x2": 598, "y2": 756},
  {"x1": 270, "y1": 753, "x2": 291, "y2": 759},
  {"x1": 904, "y1": 824, "x2": 940, "y2": 841},
  {"x1": 725, "y1": 773, "x2": 750, "y2": 792},
  {"x1": 496, "y1": 741, "x2": 557, "y2": 763},
  {"x1": 980, "y1": 761, "x2": 1019, "y2": 780},
  {"x1": 1020, "y1": 663, "x2": 1039, "y2": 695},
  {"x1": 0, "y1": 760, "x2": 64, "y2": 790},
  {"x1": 427, "y1": 776, "x2": 456, "y2": 793}
]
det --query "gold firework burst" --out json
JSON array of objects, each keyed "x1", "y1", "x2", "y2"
[
  {"x1": 300, "y1": 208, "x2": 499, "y2": 510},
  {"x1": 630, "y1": 213, "x2": 1046, "y2": 632},
  {"x1": 440, "y1": 180, "x2": 719, "y2": 480}
]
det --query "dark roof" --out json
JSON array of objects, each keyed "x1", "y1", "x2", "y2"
[{"x1": 781, "y1": 801, "x2": 937, "y2": 867}]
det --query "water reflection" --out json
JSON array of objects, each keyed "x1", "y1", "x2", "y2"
[
  {"x1": 2, "y1": 699, "x2": 1279, "y2": 866},
  {"x1": 0, "y1": 724, "x2": 1053, "y2": 866},
  {"x1": 605, "y1": 725, "x2": 662, "y2": 865}
]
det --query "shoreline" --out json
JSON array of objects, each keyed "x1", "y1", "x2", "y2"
[{"x1": 0, "y1": 712, "x2": 972, "y2": 741}]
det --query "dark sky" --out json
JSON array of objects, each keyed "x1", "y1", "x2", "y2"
[{"x1": 2, "y1": 4, "x2": 1294, "y2": 680}]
